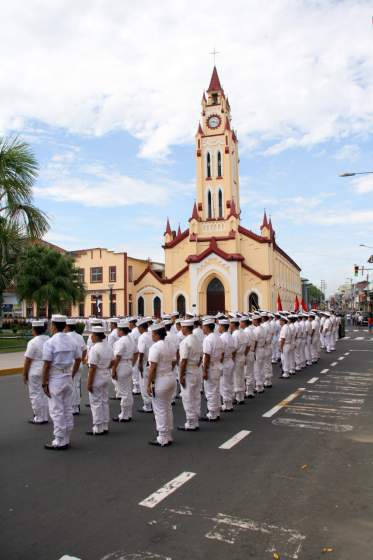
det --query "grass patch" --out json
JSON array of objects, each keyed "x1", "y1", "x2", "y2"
[{"x1": 0, "y1": 337, "x2": 29, "y2": 353}]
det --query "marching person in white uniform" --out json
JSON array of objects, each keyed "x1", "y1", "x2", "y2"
[
  {"x1": 112, "y1": 320, "x2": 136, "y2": 422},
  {"x1": 42, "y1": 315, "x2": 81, "y2": 450},
  {"x1": 252, "y1": 314, "x2": 266, "y2": 393},
  {"x1": 178, "y1": 319, "x2": 203, "y2": 430},
  {"x1": 137, "y1": 318, "x2": 154, "y2": 413},
  {"x1": 108, "y1": 317, "x2": 120, "y2": 399},
  {"x1": 147, "y1": 322, "x2": 177, "y2": 447},
  {"x1": 65, "y1": 318, "x2": 87, "y2": 415},
  {"x1": 230, "y1": 317, "x2": 247, "y2": 404},
  {"x1": 242, "y1": 315, "x2": 255, "y2": 399},
  {"x1": 279, "y1": 316, "x2": 291, "y2": 379},
  {"x1": 261, "y1": 312, "x2": 274, "y2": 387},
  {"x1": 304, "y1": 314, "x2": 313, "y2": 365},
  {"x1": 202, "y1": 318, "x2": 224, "y2": 421},
  {"x1": 23, "y1": 320, "x2": 49, "y2": 424},
  {"x1": 272, "y1": 314, "x2": 281, "y2": 363},
  {"x1": 219, "y1": 319, "x2": 235, "y2": 412},
  {"x1": 86, "y1": 326, "x2": 114, "y2": 435},
  {"x1": 129, "y1": 318, "x2": 141, "y2": 395}
]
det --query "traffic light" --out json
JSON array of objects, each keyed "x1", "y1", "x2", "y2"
[{"x1": 354, "y1": 265, "x2": 359, "y2": 277}]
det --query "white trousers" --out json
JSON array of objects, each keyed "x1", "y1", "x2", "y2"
[
  {"x1": 295, "y1": 339, "x2": 302, "y2": 370},
  {"x1": 132, "y1": 364, "x2": 140, "y2": 392},
  {"x1": 281, "y1": 344, "x2": 291, "y2": 375},
  {"x1": 264, "y1": 344, "x2": 273, "y2": 384},
  {"x1": 305, "y1": 336, "x2": 312, "y2": 363},
  {"x1": 325, "y1": 333, "x2": 333, "y2": 352},
  {"x1": 311, "y1": 338, "x2": 319, "y2": 362},
  {"x1": 28, "y1": 370, "x2": 49, "y2": 422},
  {"x1": 180, "y1": 369, "x2": 202, "y2": 428},
  {"x1": 272, "y1": 338, "x2": 280, "y2": 362},
  {"x1": 233, "y1": 356, "x2": 246, "y2": 401},
  {"x1": 204, "y1": 365, "x2": 221, "y2": 418},
  {"x1": 48, "y1": 374, "x2": 73, "y2": 446},
  {"x1": 300, "y1": 339, "x2": 306, "y2": 368},
  {"x1": 152, "y1": 373, "x2": 176, "y2": 445},
  {"x1": 139, "y1": 366, "x2": 153, "y2": 411},
  {"x1": 117, "y1": 361, "x2": 133, "y2": 419},
  {"x1": 89, "y1": 373, "x2": 110, "y2": 433},
  {"x1": 72, "y1": 370, "x2": 81, "y2": 412},
  {"x1": 254, "y1": 347, "x2": 265, "y2": 390},
  {"x1": 245, "y1": 352, "x2": 255, "y2": 395},
  {"x1": 220, "y1": 358, "x2": 234, "y2": 407}
]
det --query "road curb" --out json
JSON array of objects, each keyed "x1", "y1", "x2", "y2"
[{"x1": 0, "y1": 367, "x2": 22, "y2": 377}]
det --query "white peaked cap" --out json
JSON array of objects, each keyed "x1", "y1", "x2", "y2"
[
  {"x1": 118, "y1": 320, "x2": 130, "y2": 329},
  {"x1": 171, "y1": 311, "x2": 179, "y2": 317},
  {"x1": 218, "y1": 319, "x2": 230, "y2": 325},
  {"x1": 109, "y1": 317, "x2": 119, "y2": 323},
  {"x1": 180, "y1": 319, "x2": 195, "y2": 327},
  {"x1": 163, "y1": 319, "x2": 173, "y2": 326},
  {"x1": 151, "y1": 322, "x2": 166, "y2": 332},
  {"x1": 229, "y1": 317, "x2": 240, "y2": 323},
  {"x1": 66, "y1": 318, "x2": 77, "y2": 325},
  {"x1": 240, "y1": 315, "x2": 251, "y2": 322},
  {"x1": 32, "y1": 320, "x2": 46, "y2": 327},
  {"x1": 137, "y1": 318, "x2": 149, "y2": 328},
  {"x1": 91, "y1": 325, "x2": 105, "y2": 333},
  {"x1": 202, "y1": 318, "x2": 215, "y2": 326},
  {"x1": 51, "y1": 314, "x2": 67, "y2": 323}
]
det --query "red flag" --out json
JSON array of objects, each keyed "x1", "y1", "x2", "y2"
[
  {"x1": 294, "y1": 295, "x2": 300, "y2": 312},
  {"x1": 277, "y1": 293, "x2": 283, "y2": 312},
  {"x1": 312, "y1": 303, "x2": 318, "y2": 310},
  {"x1": 301, "y1": 298, "x2": 307, "y2": 312}
]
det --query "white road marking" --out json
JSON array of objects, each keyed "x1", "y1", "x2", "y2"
[
  {"x1": 272, "y1": 418, "x2": 354, "y2": 432},
  {"x1": 344, "y1": 336, "x2": 350, "y2": 339},
  {"x1": 330, "y1": 362, "x2": 338, "y2": 366},
  {"x1": 338, "y1": 357, "x2": 344, "y2": 361},
  {"x1": 307, "y1": 377, "x2": 319, "y2": 384},
  {"x1": 355, "y1": 337, "x2": 365, "y2": 341},
  {"x1": 139, "y1": 472, "x2": 196, "y2": 509},
  {"x1": 345, "y1": 352, "x2": 350, "y2": 356},
  {"x1": 320, "y1": 369, "x2": 329, "y2": 374},
  {"x1": 262, "y1": 388, "x2": 305, "y2": 418},
  {"x1": 219, "y1": 430, "x2": 251, "y2": 450},
  {"x1": 100, "y1": 553, "x2": 172, "y2": 560}
]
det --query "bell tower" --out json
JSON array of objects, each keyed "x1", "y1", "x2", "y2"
[{"x1": 195, "y1": 66, "x2": 240, "y2": 224}]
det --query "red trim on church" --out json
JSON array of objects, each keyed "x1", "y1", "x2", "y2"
[
  {"x1": 238, "y1": 225, "x2": 271, "y2": 244},
  {"x1": 163, "y1": 228, "x2": 189, "y2": 248},
  {"x1": 273, "y1": 241, "x2": 301, "y2": 271},
  {"x1": 242, "y1": 262, "x2": 272, "y2": 281},
  {"x1": 186, "y1": 237, "x2": 244, "y2": 263},
  {"x1": 134, "y1": 264, "x2": 189, "y2": 286}
]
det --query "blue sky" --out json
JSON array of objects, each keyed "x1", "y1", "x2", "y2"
[{"x1": 2, "y1": 0, "x2": 373, "y2": 294}]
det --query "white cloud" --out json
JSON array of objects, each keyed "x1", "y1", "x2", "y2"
[
  {"x1": 333, "y1": 144, "x2": 361, "y2": 162},
  {"x1": 352, "y1": 175, "x2": 373, "y2": 194},
  {"x1": 1, "y1": 1, "x2": 373, "y2": 159}
]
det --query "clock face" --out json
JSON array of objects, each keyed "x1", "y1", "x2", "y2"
[{"x1": 207, "y1": 115, "x2": 221, "y2": 129}]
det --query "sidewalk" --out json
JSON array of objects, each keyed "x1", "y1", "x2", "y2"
[{"x1": 0, "y1": 351, "x2": 24, "y2": 376}]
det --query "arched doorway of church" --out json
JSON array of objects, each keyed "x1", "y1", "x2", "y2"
[
  {"x1": 153, "y1": 296, "x2": 161, "y2": 318},
  {"x1": 137, "y1": 296, "x2": 144, "y2": 316},
  {"x1": 206, "y1": 278, "x2": 225, "y2": 315},
  {"x1": 176, "y1": 294, "x2": 186, "y2": 316},
  {"x1": 248, "y1": 292, "x2": 259, "y2": 311}
]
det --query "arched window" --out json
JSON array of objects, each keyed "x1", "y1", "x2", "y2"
[
  {"x1": 206, "y1": 152, "x2": 211, "y2": 178},
  {"x1": 217, "y1": 151, "x2": 222, "y2": 177},
  {"x1": 207, "y1": 190, "x2": 212, "y2": 219},
  {"x1": 137, "y1": 296, "x2": 144, "y2": 316},
  {"x1": 207, "y1": 277, "x2": 225, "y2": 315},
  {"x1": 218, "y1": 189, "x2": 223, "y2": 218},
  {"x1": 153, "y1": 296, "x2": 161, "y2": 318},
  {"x1": 248, "y1": 292, "x2": 259, "y2": 312},
  {"x1": 176, "y1": 294, "x2": 186, "y2": 316}
]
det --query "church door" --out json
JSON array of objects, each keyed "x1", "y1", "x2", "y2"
[
  {"x1": 153, "y1": 296, "x2": 161, "y2": 318},
  {"x1": 206, "y1": 278, "x2": 225, "y2": 315},
  {"x1": 248, "y1": 292, "x2": 259, "y2": 311}
]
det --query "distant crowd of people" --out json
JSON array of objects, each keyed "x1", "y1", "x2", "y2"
[{"x1": 23, "y1": 309, "x2": 341, "y2": 450}]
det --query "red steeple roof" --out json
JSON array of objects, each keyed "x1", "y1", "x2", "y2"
[
  {"x1": 190, "y1": 202, "x2": 199, "y2": 221},
  {"x1": 225, "y1": 118, "x2": 231, "y2": 131},
  {"x1": 207, "y1": 66, "x2": 223, "y2": 92},
  {"x1": 165, "y1": 218, "x2": 171, "y2": 235},
  {"x1": 261, "y1": 211, "x2": 269, "y2": 229},
  {"x1": 196, "y1": 122, "x2": 203, "y2": 135},
  {"x1": 177, "y1": 224, "x2": 182, "y2": 237}
]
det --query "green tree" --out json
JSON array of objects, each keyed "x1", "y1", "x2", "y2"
[
  {"x1": 0, "y1": 136, "x2": 49, "y2": 310},
  {"x1": 15, "y1": 246, "x2": 85, "y2": 318},
  {"x1": 308, "y1": 284, "x2": 325, "y2": 304}
]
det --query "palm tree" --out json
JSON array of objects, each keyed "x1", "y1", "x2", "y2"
[{"x1": 0, "y1": 136, "x2": 49, "y2": 313}]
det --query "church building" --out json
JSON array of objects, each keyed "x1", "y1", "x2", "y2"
[{"x1": 134, "y1": 67, "x2": 302, "y2": 316}]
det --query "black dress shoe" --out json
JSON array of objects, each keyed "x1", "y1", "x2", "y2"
[
  {"x1": 85, "y1": 404, "x2": 91, "y2": 408},
  {"x1": 44, "y1": 442, "x2": 69, "y2": 450},
  {"x1": 148, "y1": 439, "x2": 172, "y2": 447},
  {"x1": 264, "y1": 384, "x2": 273, "y2": 389},
  {"x1": 86, "y1": 430, "x2": 105, "y2": 436},
  {"x1": 138, "y1": 409, "x2": 153, "y2": 413},
  {"x1": 112, "y1": 417, "x2": 132, "y2": 423},
  {"x1": 103, "y1": 430, "x2": 109, "y2": 434},
  {"x1": 110, "y1": 397, "x2": 121, "y2": 401},
  {"x1": 72, "y1": 412, "x2": 80, "y2": 416},
  {"x1": 177, "y1": 426, "x2": 199, "y2": 431},
  {"x1": 200, "y1": 416, "x2": 220, "y2": 422},
  {"x1": 246, "y1": 394, "x2": 255, "y2": 399},
  {"x1": 29, "y1": 419, "x2": 48, "y2": 425}
]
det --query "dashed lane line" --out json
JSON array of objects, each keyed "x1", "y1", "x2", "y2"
[
  {"x1": 330, "y1": 362, "x2": 338, "y2": 367},
  {"x1": 307, "y1": 377, "x2": 319, "y2": 384},
  {"x1": 139, "y1": 472, "x2": 196, "y2": 509},
  {"x1": 345, "y1": 352, "x2": 350, "y2": 356},
  {"x1": 219, "y1": 430, "x2": 251, "y2": 450},
  {"x1": 320, "y1": 369, "x2": 329, "y2": 374},
  {"x1": 262, "y1": 388, "x2": 305, "y2": 418},
  {"x1": 338, "y1": 357, "x2": 345, "y2": 361}
]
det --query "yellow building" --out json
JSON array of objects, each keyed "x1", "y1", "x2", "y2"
[{"x1": 133, "y1": 67, "x2": 302, "y2": 316}]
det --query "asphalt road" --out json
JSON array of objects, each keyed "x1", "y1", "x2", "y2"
[{"x1": 1, "y1": 327, "x2": 373, "y2": 560}]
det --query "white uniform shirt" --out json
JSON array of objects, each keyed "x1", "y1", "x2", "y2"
[
  {"x1": 108, "y1": 328, "x2": 120, "y2": 348},
  {"x1": 166, "y1": 331, "x2": 179, "y2": 360},
  {"x1": 67, "y1": 330, "x2": 86, "y2": 357},
  {"x1": 148, "y1": 339, "x2": 174, "y2": 376},
  {"x1": 130, "y1": 327, "x2": 140, "y2": 352},
  {"x1": 253, "y1": 325, "x2": 266, "y2": 348},
  {"x1": 113, "y1": 335, "x2": 135, "y2": 361},
  {"x1": 179, "y1": 334, "x2": 202, "y2": 369},
  {"x1": 280, "y1": 324, "x2": 291, "y2": 344},
  {"x1": 88, "y1": 341, "x2": 114, "y2": 371},
  {"x1": 232, "y1": 328, "x2": 248, "y2": 357},
  {"x1": 323, "y1": 317, "x2": 331, "y2": 334},
  {"x1": 25, "y1": 334, "x2": 49, "y2": 372},
  {"x1": 193, "y1": 327, "x2": 204, "y2": 344},
  {"x1": 138, "y1": 331, "x2": 153, "y2": 364},
  {"x1": 203, "y1": 332, "x2": 223, "y2": 365},
  {"x1": 177, "y1": 329, "x2": 185, "y2": 343},
  {"x1": 244, "y1": 326, "x2": 255, "y2": 351},
  {"x1": 42, "y1": 332, "x2": 81, "y2": 375},
  {"x1": 220, "y1": 331, "x2": 235, "y2": 360}
]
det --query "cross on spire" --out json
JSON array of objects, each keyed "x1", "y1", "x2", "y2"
[{"x1": 210, "y1": 48, "x2": 220, "y2": 66}]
